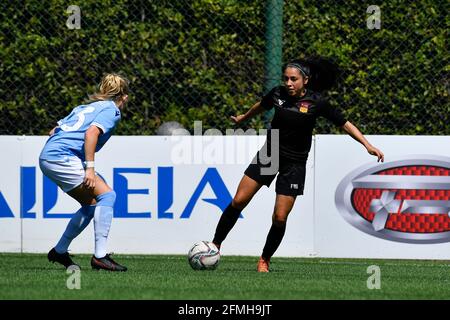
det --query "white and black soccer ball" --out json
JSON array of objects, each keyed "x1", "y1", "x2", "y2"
[
  {"x1": 156, "y1": 121, "x2": 190, "y2": 136},
  {"x1": 187, "y1": 241, "x2": 220, "y2": 270}
]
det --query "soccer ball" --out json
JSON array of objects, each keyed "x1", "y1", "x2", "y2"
[
  {"x1": 156, "y1": 121, "x2": 190, "y2": 135},
  {"x1": 187, "y1": 241, "x2": 220, "y2": 270}
]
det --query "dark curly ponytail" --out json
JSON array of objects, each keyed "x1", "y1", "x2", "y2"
[{"x1": 284, "y1": 57, "x2": 339, "y2": 92}]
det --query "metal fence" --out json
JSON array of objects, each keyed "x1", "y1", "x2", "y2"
[{"x1": 0, "y1": 0, "x2": 448, "y2": 135}]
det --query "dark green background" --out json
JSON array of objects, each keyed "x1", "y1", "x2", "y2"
[{"x1": 0, "y1": 0, "x2": 448, "y2": 135}]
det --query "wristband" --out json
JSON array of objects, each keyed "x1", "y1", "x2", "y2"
[{"x1": 84, "y1": 161, "x2": 95, "y2": 168}]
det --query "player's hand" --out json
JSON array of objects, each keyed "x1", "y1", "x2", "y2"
[
  {"x1": 367, "y1": 145, "x2": 384, "y2": 162},
  {"x1": 230, "y1": 114, "x2": 246, "y2": 124},
  {"x1": 83, "y1": 168, "x2": 96, "y2": 189}
]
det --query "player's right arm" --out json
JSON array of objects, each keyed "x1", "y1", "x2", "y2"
[
  {"x1": 83, "y1": 125, "x2": 102, "y2": 189},
  {"x1": 232, "y1": 86, "x2": 278, "y2": 124},
  {"x1": 231, "y1": 101, "x2": 265, "y2": 124}
]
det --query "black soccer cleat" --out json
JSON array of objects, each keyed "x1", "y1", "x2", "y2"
[
  {"x1": 212, "y1": 242, "x2": 221, "y2": 251},
  {"x1": 48, "y1": 248, "x2": 80, "y2": 269},
  {"x1": 91, "y1": 254, "x2": 127, "y2": 272}
]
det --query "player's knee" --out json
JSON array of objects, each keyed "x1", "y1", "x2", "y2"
[
  {"x1": 95, "y1": 190, "x2": 116, "y2": 207},
  {"x1": 272, "y1": 213, "x2": 288, "y2": 226},
  {"x1": 232, "y1": 194, "x2": 249, "y2": 210}
]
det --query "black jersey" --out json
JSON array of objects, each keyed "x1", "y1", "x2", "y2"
[{"x1": 260, "y1": 86, "x2": 347, "y2": 163}]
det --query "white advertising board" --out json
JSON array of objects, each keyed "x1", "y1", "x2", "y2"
[
  {"x1": 314, "y1": 135, "x2": 450, "y2": 259},
  {"x1": 0, "y1": 137, "x2": 22, "y2": 252},
  {"x1": 2, "y1": 134, "x2": 449, "y2": 259},
  {"x1": 0, "y1": 135, "x2": 315, "y2": 257}
]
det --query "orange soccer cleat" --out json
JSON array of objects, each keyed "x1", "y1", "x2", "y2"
[{"x1": 257, "y1": 256, "x2": 270, "y2": 273}]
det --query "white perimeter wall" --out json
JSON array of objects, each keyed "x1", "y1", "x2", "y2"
[{"x1": 0, "y1": 135, "x2": 449, "y2": 259}]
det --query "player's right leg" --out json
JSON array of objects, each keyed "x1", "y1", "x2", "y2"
[
  {"x1": 68, "y1": 177, "x2": 127, "y2": 272},
  {"x1": 212, "y1": 175, "x2": 263, "y2": 249}
]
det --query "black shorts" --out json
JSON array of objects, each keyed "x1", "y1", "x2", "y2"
[{"x1": 244, "y1": 158, "x2": 306, "y2": 196}]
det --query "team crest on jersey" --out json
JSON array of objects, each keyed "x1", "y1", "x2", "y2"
[{"x1": 298, "y1": 101, "x2": 311, "y2": 113}]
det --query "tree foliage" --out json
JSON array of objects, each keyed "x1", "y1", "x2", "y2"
[{"x1": 0, "y1": 0, "x2": 447, "y2": 135}]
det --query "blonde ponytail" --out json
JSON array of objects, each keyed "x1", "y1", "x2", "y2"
[{"x1": 88, "y1": 73, "x2": 129, "y2": 102}]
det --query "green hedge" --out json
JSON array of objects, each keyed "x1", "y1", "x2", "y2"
[{"x1": 0, "y1": 0, "x2": 448, "y2": 135}]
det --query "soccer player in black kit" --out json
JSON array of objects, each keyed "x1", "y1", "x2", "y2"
[{"x1": 211, "y1": 58, "x2": 384, "y2": 272}]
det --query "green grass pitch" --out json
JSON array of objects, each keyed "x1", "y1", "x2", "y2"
[{"x1": 1, "y1": 253, "x2": 450, "y2": 300}]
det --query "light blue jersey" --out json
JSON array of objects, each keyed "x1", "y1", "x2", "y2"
[{"x1": 40, "y1": 100, "x2": 121, "y2": 161}]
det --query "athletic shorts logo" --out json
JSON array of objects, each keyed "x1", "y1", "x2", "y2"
[
  {"x1": 290, "y1": 184, "x2": 298, "y2": 189},
  {"x1": 335, "y1": 155, "x2": 450, "y2": 243}
]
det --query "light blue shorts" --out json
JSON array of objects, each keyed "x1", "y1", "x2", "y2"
[{"x1": 39, "y1": 156, "x2": 85, "y2": 192}]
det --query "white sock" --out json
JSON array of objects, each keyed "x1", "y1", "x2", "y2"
[{"x1": 94, "y1": 205, "x2": 113, "y2": 258}]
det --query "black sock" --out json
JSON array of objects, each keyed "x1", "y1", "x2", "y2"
[
  {"x1": 261, "y1": 222, "x2": 286, "y2": 260},
  {"x1": 212, "y1": 203, "x2": 241, "y2": 246}
]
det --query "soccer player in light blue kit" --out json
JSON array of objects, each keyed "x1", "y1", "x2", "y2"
[{"x1": 39, "y1": 73, "x2": 129, "y2": 271}]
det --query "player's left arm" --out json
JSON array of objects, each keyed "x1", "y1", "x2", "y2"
[
  {"x1": 48, "y1": 126, "x2": 58, "y2": 136},
  {"x1": 342, "y1": 121, "x2": 384, "y2": 162}
]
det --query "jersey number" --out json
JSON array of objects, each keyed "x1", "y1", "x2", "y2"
[{"x1": 60, "y1": 107, "x2": 95, "y2": 132}]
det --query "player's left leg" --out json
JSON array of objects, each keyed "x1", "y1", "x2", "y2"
[
  {"x1": 257, "y1": 194, "x2": 296, "y2": 272},
  {"x1": 40, "y1": 157, "x2": 97, "y2": 269},
  {"x1": 49, "y1": 204, "x2": 96, "y2": 268},
  {"x1": 54, "y1": 185, "x2": 100, "y2": 256},
  {"x1": 257, "y1": 161, "x2": 305, "y2": 272}
]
